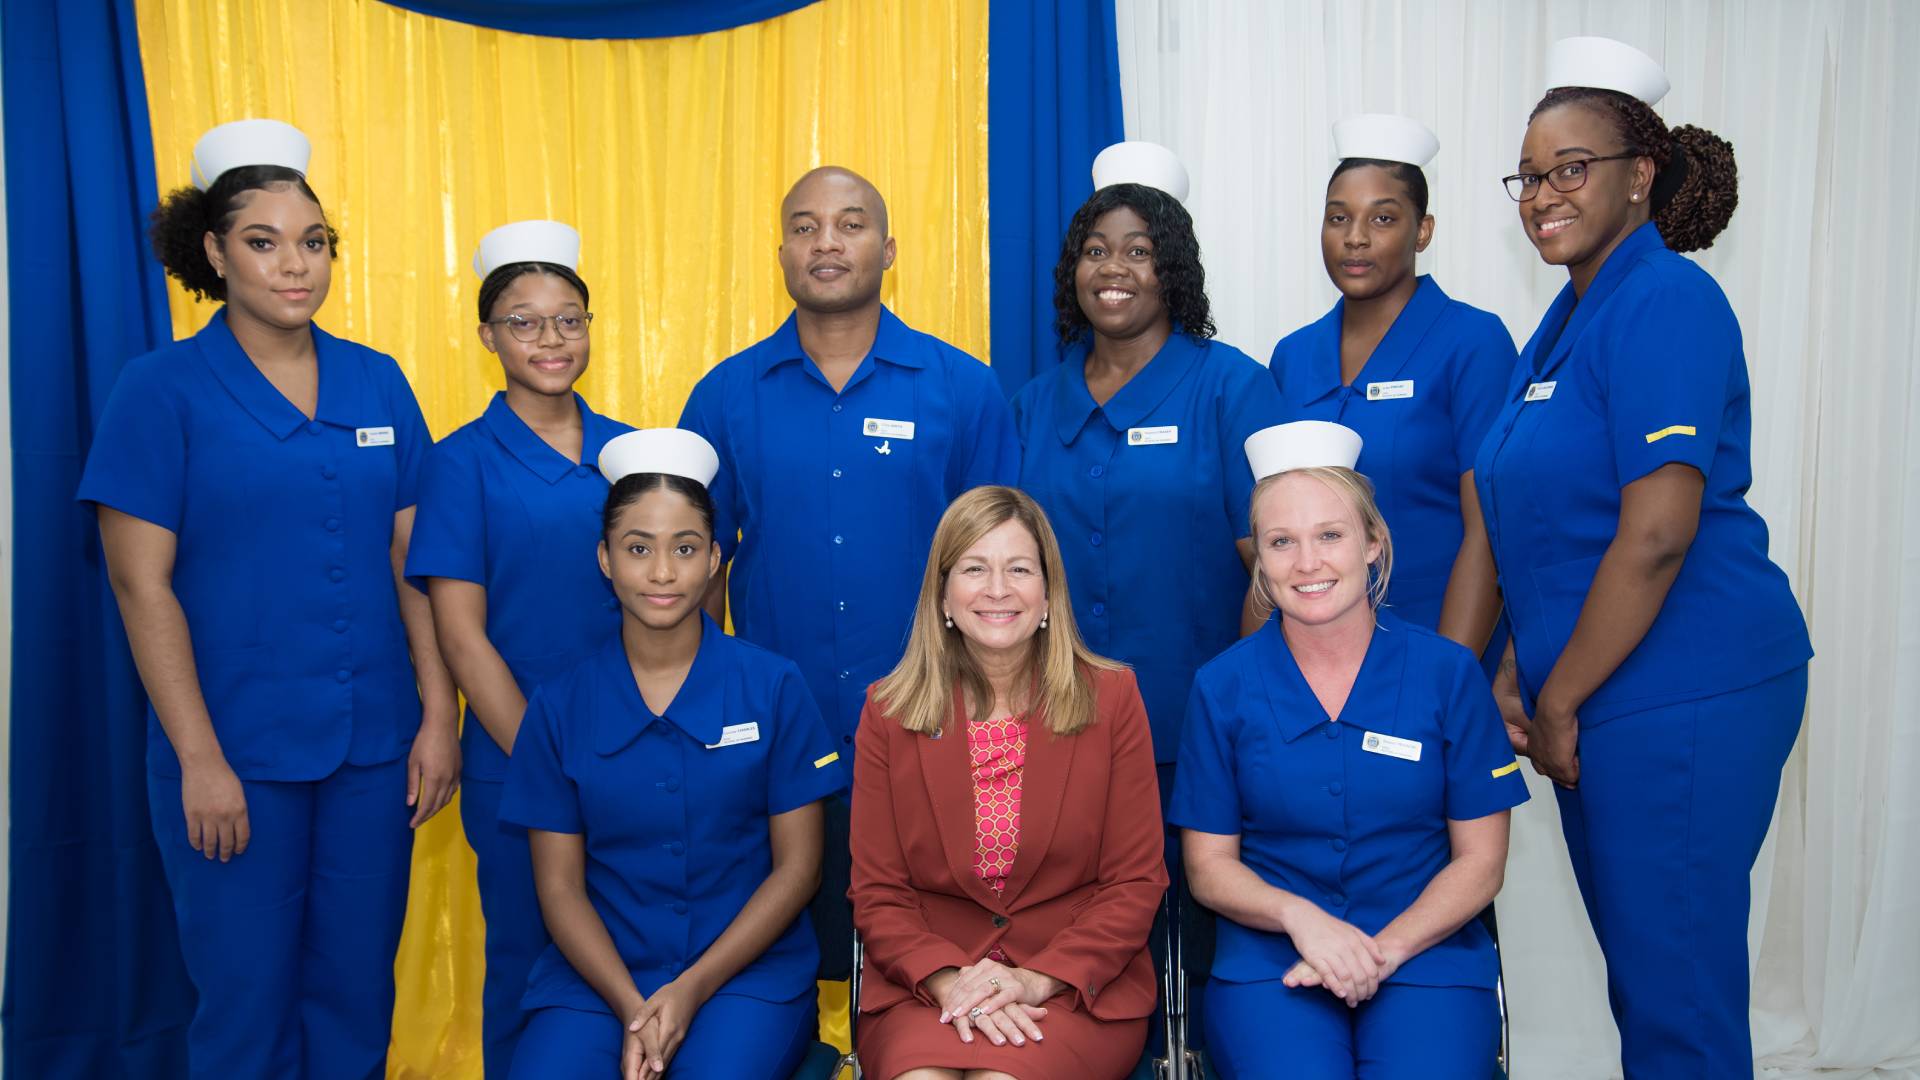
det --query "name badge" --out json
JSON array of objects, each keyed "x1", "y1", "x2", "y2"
[
  {"x1": 863, "y1": 418, "x2": 915, "y2": 440},
  {"x1": 705, "y1": 722, "x2": 760, "y2": 749},
  {"x1": 356, "y1": 426, "x2": 395, "y2": 447},
  {"x1": 1524, "y1": 381, "x2": 1557, "y2": 402},
  {"x1": 1366, "y1": 380, "x2": 1414, "y2": 401},
  {"x1": 1128, "y1": 425, "x2": 1179, "y2": 446},
  {"x1": 1362, "y1": 731, "x2": 1422, "y2": 762}
]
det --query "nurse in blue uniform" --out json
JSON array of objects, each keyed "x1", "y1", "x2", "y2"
[
  {"x1": 502, "y1": 429, "x2": 845, "y2": 1078},
  {"x1": 405, "y1": 220, "x2": 632, "y2": 1076},
  {"x1": 1270, "y1": 115, "x2": 1513, "y2": 652},
  {"x1": 1172, "y1": 421, "x2": 1527, "y2": 1079},
  {"x1": 1479, "y1": 38, "x2": 1813, "y2": 1077},
  {"x1": 78, "y1": 120, "x2": 460, "y2": 1078}
]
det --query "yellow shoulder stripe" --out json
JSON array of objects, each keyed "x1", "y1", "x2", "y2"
[
  {"x1": 1491, "y1": 761, "x2": 1521, "y2": 779},
  {"x1": 1645, "y1": 425, "x2": 1698, "y2": 444},
  {"x1": 813, "y1": 752, "x2": 841, "y2": 769}
]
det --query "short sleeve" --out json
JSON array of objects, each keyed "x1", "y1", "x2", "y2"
[
  {"x1": 1216, "y1": 347, "x2": 1287, "y2": 538},
  {"x1": 1167, "y1": 676, "x2": 1242, "y2": 834},
  {"x1": 1447, "y1": 312, "x2": 1519, "y2": 472},
  {"x1": 76, "y1": 358, "x2": 189, "y2": 531},
  {"x1": 403, "y1": 437, "x2": 486, "y2": 593},
  {"x1": 764, "y1": 663, "x2": 848, "y2": 812},
  {"x1": 952, "y1": 357, "x2": 1022, "y2": 492},
  {"x1": 678, "y1": 370, "x2": 741, "y2": 563},
  {"x1": 499, "y1": 689, "x2": 583, "y2": 833},
  {"x1": 384, "y1": 361, "x2": 432, "y2": 511},
  {"x1": 1440, "y1": 652, "x2": 1529, "y2": 821},
  {"x1": 1601, "y1": 275, "x2": 1736, "y2": 487}
]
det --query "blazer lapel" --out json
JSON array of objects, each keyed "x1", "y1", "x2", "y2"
[
  {"x1": 917, "y1": 690, "x2": 1007, "y2": 911},
  {"x1": 999, "y1": 711, "x2": 1076, "y2": 905}
]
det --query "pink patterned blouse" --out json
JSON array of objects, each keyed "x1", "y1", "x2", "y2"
[{"x1": 968, "y1": 712, "x2": 1029, "y2": 898}]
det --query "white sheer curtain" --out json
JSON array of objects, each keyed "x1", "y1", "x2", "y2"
[{"x1": 1114, "y1": 2, "x2": 1920, "y2": 1076}]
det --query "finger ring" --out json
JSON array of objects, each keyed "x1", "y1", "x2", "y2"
[
  {"x1": 989, "y1": 977, "x2": 1002, "y2": 989},
  {"x1": 969, "y1": 1007, "x2": 984, "y2": 1018}
]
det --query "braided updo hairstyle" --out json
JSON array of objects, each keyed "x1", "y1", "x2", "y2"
[
  {"x1": 1530, "y1": 87, "x2": 1738, "y2": 252},
  {"x1": 148, "y1": 165, "x2": 339, "y2": 301}
]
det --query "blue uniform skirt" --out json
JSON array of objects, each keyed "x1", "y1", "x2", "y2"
[
  {"x1": 508, "y1": 989, "x2": 814, "y2": 1078},
  {"x1": 1205, "y1": 979, "x2": 1498, "y2": 1079}
]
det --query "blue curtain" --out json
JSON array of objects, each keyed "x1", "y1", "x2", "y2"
[
  {"x1": 986, "y1": 0, "x2": 1125, "y2": 397},
  {"x1": 1, "y1": 0, "x2": 189, "y2": 1077},
  {"x1": 377, "y1": 0, "x2": 819, "y2": 39}
]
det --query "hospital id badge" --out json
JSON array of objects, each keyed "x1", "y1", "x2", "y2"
[
  {"x1": 1128, "y1": 425, "x2": 1178, "y2": 445},
  {"x1": 1362, "y1": 731, "x2": 1422, "y2": 762},
  {"x1": 1524, "y1": 381, "x2": 1557, "y2": 402},
  {"x1": 863, "y1": 418, "x2": 915, "y2": 440},
  {"x1": 1366, "y1": 380, "x2": 1414, "y2": 401},
  {"x1": 356, "y1": 426, "x2": 395, "y2": 446},
  {"x1": 705, "y1": 722, "x2": 760, "y2": 749}
]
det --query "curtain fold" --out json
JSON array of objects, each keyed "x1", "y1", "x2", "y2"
[
  {"x1": 376, "y1": 0, "x2": 820, "y2": 40},
  {"x1": 1, "y1": 0, "x2": 192, "y2": 1077}
]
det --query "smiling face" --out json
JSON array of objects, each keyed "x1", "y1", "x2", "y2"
[
  {"x1": 203, "y1": 184, "x2": 332, "y2": 329},
  {"x1": 1517, "y1": 103, "x2": 1654, "y2": 277},
  {"x1": 1074, "y1": 205, "x2": 1170, "y2": 343},
  {"x1": 479, "y1": 271, "x2": 590, "y2": 399},
  {"x1": 1321, "y1": 164, "x2": 1432, "y2": 302},
  {"x1": 778, "y1": 168, "x2": 896, "y2": 315},
  {"x1": 943, "y1": 518, "x2": 1049, "y2": 663},
  {"x1": 1252, "y1": 472, "x2": 1382, "y2": 632},
  {"x1": 598, "y1": 486, "x2": 720, "y2": 633}
]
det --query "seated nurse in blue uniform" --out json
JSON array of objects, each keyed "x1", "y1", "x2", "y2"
[
  {"x1": 1171, "y1": 421, "x2": 1528, "y2": 1079},
  {"x1": 404, "y1": 219, "x2": 632, "y2": 1076},
  {"x1": 1479, "y1": 37, "x2": 1812, "y2": 1077},
  {"x1": 501, "y1": 429, "x2": 846, "y2": 1078},
  {"x1": 1269, "y1": 115, "x2": 1514, "y2": 654},
  {"x1": 76, "y1": 119, "x2": 460, "y2": 1079}
]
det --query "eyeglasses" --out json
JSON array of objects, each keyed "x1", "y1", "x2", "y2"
[
  {"x1": 486, "y1": 312, "x2": 594, "y2": 342},
  {"x1": 1502, "y1": 154, "x2": 1641, "y2": 202}
]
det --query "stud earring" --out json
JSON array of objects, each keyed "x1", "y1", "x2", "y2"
[{"x1": 1631, "y1": 192, "x2": 1642, "y2": 202}]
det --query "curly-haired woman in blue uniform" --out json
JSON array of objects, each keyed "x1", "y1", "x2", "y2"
[
  {"x1": 77, "y1": 120, "x2": 460, "y2": 1078},
  {"x1": 1270, "y1": 116, "x2": 1514, "y2": 656},
  {"x1": 404, "y1": 220, "x2": 632, "y2": 1075},
  {"x1": 1478, "y1": 37, "x2": 1813, "y2": 1077},
  {"x1": 501, "y1": 430, "x2": 845, "y2": 1078}
]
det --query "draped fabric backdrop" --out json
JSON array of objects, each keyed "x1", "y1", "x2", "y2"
[
  {"x1": 126, "y1": 0, "x2": 988, "y2": 1074},
  {"x1": 1115, "y1": 2, "x2": 1920, "y2": 1077}
]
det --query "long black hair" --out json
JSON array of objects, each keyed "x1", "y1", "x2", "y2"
[
  {"x1": 148, "y1": 165, "x2": 338, "y2": 301},
  {"x1": 1052, "y1": 182, "x2": 1215, "y2": 345}
]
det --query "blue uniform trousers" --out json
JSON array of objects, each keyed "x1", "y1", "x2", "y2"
[
  {"x1": 1206, "y1": 980, "x2": 1497, "y2": 1079},
  {"x1": 462, "y1": 776, "x2": 548, "y2": 1077},
  {"x1": 148, "y1": 757, "x2": 413, "y2": 1079},
  {"x1": 1557, "y1": 664, "x2": 1807, "y2": 1078},
  {"x1": 509, "y1": 990, "x2": 815, "y2": 1079}
]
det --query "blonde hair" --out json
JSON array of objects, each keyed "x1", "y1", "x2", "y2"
[
  {"x1": 872, "y1": 486, "x2": 1122, "y2": 737},
  {"x1": 1248, "y1": 466, "x2": 1394, "y2": 617}
]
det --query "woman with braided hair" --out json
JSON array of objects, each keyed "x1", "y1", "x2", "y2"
[{"x1": 1475, "y1": 38, "x2": 1811, "y2": 1077}]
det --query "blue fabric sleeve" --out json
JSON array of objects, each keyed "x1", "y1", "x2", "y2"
[
  {"x1": 387, "y1": 359, "x2": 432, "y2": 511},
  {"x1": 764, "y1": 662, "x2": 847, "y2": 814},
  {"x1": 1602, "y1": 275, "x2": 1734, "y2": 487},
  {"x1": 677, "y1": 371, "x2": 741, "y2": 563},
  {"x1": 1167, "y1": 676, "x2": 1241, "y2": 834},
  {"x1": 499, "y1": 689, "x2": 582, "y2": 834},
  {"x1": 955, "y1": 357, "x2": 1023, "y2": 492},
  {"x1": 1440, "y1": 648, "x2": 1530, "y2": 821},
  {"x1": 1448, "y1": 312, "x2": 1519, "y2": 473},
  {"x1": 75, "y1": 358, "x2": 188, "y2": 531},
  {"x1": 402, "y1": 436, "x2": 485, "y2": 594},
  {"x1": 1217, "y1": 348, "x2": 1287, "y2": 539}
]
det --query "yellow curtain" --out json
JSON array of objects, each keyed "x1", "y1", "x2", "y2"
[{"x1": 131, "y1": 0, "x2": 988, "y2": 1074}]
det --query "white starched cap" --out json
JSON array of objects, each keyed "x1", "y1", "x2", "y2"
[
  {"x1": 1245, "y1": 421, "x2": 1364, "y2": 481},
  {"x1": 1332, "y1": 114, "x2": 1439, "y2": 169},
  {"x1": 598, "y1": 429, "x2": 720, "y2": 488},
  {"x1": 473, "y1": 220, "x2": 582, "y2": 278},
  {"x1": 1544, "y1": 36, "x2": 1670, "y2": 105},
  {"x1": 191, "y1": 119, "x2": 312, "y2": 190},
  {"x1": 1091, "y1": 141, "x2": 1190, "y2": 203}
]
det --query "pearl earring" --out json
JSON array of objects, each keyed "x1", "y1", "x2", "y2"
[
  {"x1": 944, "y1": 613, "x2": 954, "y2": 628},
  {"x1": 1631, "y1": 192, "x2": 1641, "y2": 202},
  {"x1": 1039, "y1": 612, "x2": 1049, "y2": 630}
]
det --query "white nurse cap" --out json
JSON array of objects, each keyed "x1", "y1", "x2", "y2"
[
  {"x1": 1092, "y1": 141, "x2": 1191, "y2": 204},
  {"x1": 1332, "y1": 114, "x2": 1439, "y2": 169},
  {"x1": 473, "y1": 220, "x2": 582, "y2": 278},
  {"x1": 1544, "y1": 36, "x2": 1670, "y2": 105},
  {"x1": 1245, "y1": 421, "x2": 1364, "y2": 481},
  {"x1": 598, "y1": 429, "x2": 720, "y2": 488},
  {"x1": 191, "y1": 119, "x2": 312, "y2": 190}
]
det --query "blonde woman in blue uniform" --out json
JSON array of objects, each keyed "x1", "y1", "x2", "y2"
[
  {"x1": 78, "y1": 120, "x2": 459, "y2": 1078},
  {"x1": 1479, "y1": 38, "x2": 1812, "y2": 1077}
]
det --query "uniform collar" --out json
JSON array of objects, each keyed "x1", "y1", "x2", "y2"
[
  {"x1": 196, "y1": 308, "x2": 361, "y2": 440},
  {"x1": 593, "y1": 614, "x2": 729, "y2": 755},
  {"x1": 1050, "y1": 331, "x2": 1205, "y2": 443},
  {"x1": 1297, "y1": 276, "x2": 1450, "y2": 405},
  {"x1": 1256, "y1": 609, "x2": 1410, "y2": 741},
  {"x1": 481, "y1": 392, "x2": 623, "y2": 485},
  {"x1": 753, "y1": 305, "x2": 931, "y2": 380},
  {"x1": 1530, "y1": 221, "x2": 1667, "y2": 380}
]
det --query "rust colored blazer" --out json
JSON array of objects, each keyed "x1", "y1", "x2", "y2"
[{"x1": 849, "y1": 666, "x2": 1168, "y2": 1020}]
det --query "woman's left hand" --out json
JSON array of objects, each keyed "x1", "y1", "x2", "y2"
[
  {"x1": 940, "y1": 959, "x2": 1060, "y2": 1022},
  {"x1": 406, "y1": 706, "x2": 461, "y2": 828},
  {"x1": 630, "y1": 977, "x2": 709, "y2": 1075},
  {"x1": 1529, "y1": 702, "x2": 1581, "y2": 788}
]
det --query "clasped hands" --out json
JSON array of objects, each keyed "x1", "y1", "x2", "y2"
[
  {"x1": 925, "y1": 960, "x2": 1059, "y2": 1048},
  {"x1": 1281, "y1": 903, "x2": 1403, "y2": 1008},
  {"x1": 1494, "y1": 651, "x2": 1580, "y2": 788},
  {"x1": 621, "y1": 978, "x2": 708, "y2": 1079}
]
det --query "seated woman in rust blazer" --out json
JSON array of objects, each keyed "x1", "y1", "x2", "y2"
[{"x1": 849, "y1": 485, "x2": 1168, "y2": 1080}]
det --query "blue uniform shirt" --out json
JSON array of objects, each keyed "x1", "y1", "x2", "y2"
[
  {"x1": 1473, "y1": 223, "x2": 1813, "y2": 725},
  {"x1": 1271, "y1": 277, "x2": 1516, "y2": 629},
  {"x1": 1169, "y1": 612, "x2": 1528, "y2": 989},
  {"x1": 499, "y1": 615, "x2": 847, "y2": 1014},
  {"x1": 678, "y1": 307, "x2": 1020, "y2": 750},
  {"x1": 77, "y1": 309, "x2": 430, "y2": 780},
  {"x1": 1011, "y1": 334, "x2": 1284, "y2": 761},
  {"x1": 404, "y1": 391, "x2": 633, "y2": 780}
]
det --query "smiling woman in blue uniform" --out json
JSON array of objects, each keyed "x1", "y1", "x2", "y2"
[
  {"x1": 1172, "y1": 421, "x2": 1527, "y2": 1079},
  {"x1": 1269, "y1": 116, "x2": 1513, "y2": 653},
  {"x1": 404, "y1": 220, "x2": 632, "y2": 1076},
  {"x1": 501, "y1": 429, "x2": 845, "y2": 1078},
  {"x1": 1477, "y1": 38, "x2": 1812, "y2": 1078},
  {"x1": 77, "y1": 119, "x2": 459, "y2": 1078}
]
